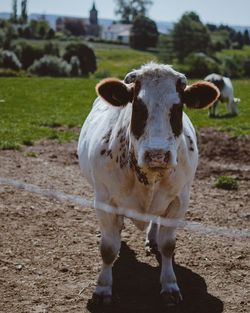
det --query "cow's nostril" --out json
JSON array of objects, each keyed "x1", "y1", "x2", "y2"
[
  {"x1": 144, "y1": 150, "x2": 170, "y2": 167},
  {"x1": 144, "y1": 151, "x2": 152, "y2": 163}
]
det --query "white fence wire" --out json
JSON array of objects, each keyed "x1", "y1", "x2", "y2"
[{"x1": 0, "y1": 176, "x2": 249, "y2": 239}]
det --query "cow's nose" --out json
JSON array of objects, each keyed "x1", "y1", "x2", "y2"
[{"x1": 144, "y1": 150, "x2": 170, "y2": 168}]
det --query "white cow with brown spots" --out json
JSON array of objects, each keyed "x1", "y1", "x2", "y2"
[
  {"x1": 78, "y1": 63, "x2": 219, "y2": 306},
  {"x1": 204, "y1": 73, "x2": 240, "y2": 117}
]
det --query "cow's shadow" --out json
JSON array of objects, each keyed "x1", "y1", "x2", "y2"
[
  {"x1": 87, "y1": 242, "x2": 223, "y2": 313},
  {"x1": 209, "y1": 112, "x2": 237, "y2": 119}
]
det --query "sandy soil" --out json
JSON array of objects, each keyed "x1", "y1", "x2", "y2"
[{"x1": 0, "y1": 128, "x2": 249, "y2": 313}]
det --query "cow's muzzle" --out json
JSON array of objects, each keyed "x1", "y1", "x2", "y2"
[{"x1": 144, "y1": 150, "x2": 171, "y2": 169}]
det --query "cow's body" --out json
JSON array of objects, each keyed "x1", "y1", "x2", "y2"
[
  {"x1": 78, "y1": 63, "x2": 219, "y2": 306},
  {"x1": 205, "y1": 73, "x2": 240, "y2": 116}
]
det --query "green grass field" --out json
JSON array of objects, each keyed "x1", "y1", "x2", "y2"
[
  {"x1": 216, "y1": 46, "x2": 250, "y2": 59},
  {"x1": 0, "y1": 77, "x2": 97, "y2": 149},
  {"x1": 0, "y1": 44, "x2": 250, "y2": 149},
  {"x1": 0, "y1": 75, "x2": 249, "y2": 150}
]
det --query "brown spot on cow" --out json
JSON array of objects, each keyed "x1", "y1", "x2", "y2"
[
  {"x1": 100, "y1": 243, "x2": 116, "y2": 265},
  {"x1": 131, "y1": 81, "x2": 149, "y2": 140},
  {"x1": 186, "y1": 135, "x2": 194, "y2": 152},
  {"x1": 100, "y1": 149, "x2": 106, "y2": 156},
  {"x1": 106, "y1": 149, "x2": 113, "y2": 159},
  {"x1": 102, "y1": 129, "x2": 112, "y2": 144},
  {"x1": 161, "y1": 240, "x2": 176, "y2": 258},
  {"x1": 170, "y1": 103, "x2": 183, "y2": 137},
  {"x1": 129, "y1": 150, "x2": 149, "y2": 185}
]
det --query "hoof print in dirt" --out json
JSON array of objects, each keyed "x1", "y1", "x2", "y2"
[
  {"x1": 161, "y1": 290, "x2": 183, "y2": 307},
  {"x1": 90, "y1": 293, "x2": 113, "y2": 306}
]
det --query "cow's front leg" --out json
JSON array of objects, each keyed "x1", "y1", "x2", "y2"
[
  {"x1": 158, "y1": 226, "x2": 182, "y2": 306},
  {"x1": 157, "y1": 193, "x2": 189, "y2": 306},
  {"x1": 93, "y1": 209, "x2": 123, "y2": 305},
  {"x1": 208, "y1": 100, "x2": 218, "y2": 117}
]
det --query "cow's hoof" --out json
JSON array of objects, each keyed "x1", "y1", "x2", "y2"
[
  {"x1": 161, "y1": 290, "x2": 183, "y2": 306},
  {"x1": 90, "y1": 293, "x2": 112, "y2": 306},
  {"x1": 145, "y1": 240, "x2": 158, "y2": 255}
]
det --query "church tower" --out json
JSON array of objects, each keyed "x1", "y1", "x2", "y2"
[{"x1": 89, "y1": 2, "x2": 98, "y2": 25}]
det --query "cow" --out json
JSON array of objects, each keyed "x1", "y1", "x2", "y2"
[
  {"x1": 77, "y1": 62, "x2": 219, "y2": 306},
  {"x1": 204, "y1": 73, "x2": 240, "y2": 117}
]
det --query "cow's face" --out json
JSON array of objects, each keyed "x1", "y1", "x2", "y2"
[{"x1": 97, "y1": 64, "x2": 219, "y2": 171}]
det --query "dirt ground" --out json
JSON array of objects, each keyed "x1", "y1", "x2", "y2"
[{"x1": 0, "y1": 128, "x2": 249, "y2": 313}]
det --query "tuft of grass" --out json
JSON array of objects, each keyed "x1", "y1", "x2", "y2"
[
  {"x1": 0, "y1": 141, "x2": 22, "y2": 151},
  {"x1": 22, "y1": 139, "x2": 34, "y2": 146},
  {"x1": 25, "y1": 151, "x2": 38, "y2": 158},
  {"x1": 47, "y1": 132, "x2": 60, "y2": 140},
  {"x1": 214, "y1": 176, "x2": 239, "y2": 190}
]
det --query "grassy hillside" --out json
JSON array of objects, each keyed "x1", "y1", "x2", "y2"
[
  {"x1": 216, "y1": 46, "x2": 250, "y2": 59},
  {"x1": 94, "y1": 46, "x2": 156, "y2": 78},
  {"x1": 0, "y1": 77, "x2": 249, "y2": 150},
  {"x1": 0, "y1": 78, "x2": 97, "y2": 149}
]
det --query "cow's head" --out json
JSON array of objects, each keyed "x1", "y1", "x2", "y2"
[{"x1": 96, "y1": 63, "x2": 219, "y2": 171}]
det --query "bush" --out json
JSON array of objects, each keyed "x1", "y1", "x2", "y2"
[
  {"x1": 0, "y1": 68, "x2": 22, "y2": 77},
  {"x1": 44, "y1": 41, "x2": 60, "y2": 57},
  {"x1": 63, "y1": 42, "x2": 96, "y2": 76},
  {"x1": 0, "y1": 50, "x2": 22, "y2": 70},
  {"x1": 214, "y1": 176, "x2": 239, "y2": 190},
  {"x1": 13, "y1": 41, "x2": 44, "y2": 69},
  {"x1": 70, "y1": 56, "x2": 82, "y2": 76},
  {"x1": 94, "y1": 69, "x2": 111, "y2": 79},
  {"x1": 28, "y1": 55, "x2": 71, "y2": 77},
  {"x1": 222, "y1": 56, "x2": 243, "y2": 78},
  {"x1": 243, "y1": 58, "x2": 250, "y2": 77},
  {"x1": 184, "y1": 52, "x2": 221, "y2": 78}
]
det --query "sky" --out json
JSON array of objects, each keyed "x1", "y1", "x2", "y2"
[{"x1": 0, "y1": 0, "x2": 250, "y2": 26}]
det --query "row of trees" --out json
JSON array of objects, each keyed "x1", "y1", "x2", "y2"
[
  {"x1": 11, "y1": 0, "x2": 28, "y2": 24},
  {"x1": 157, "y1": 12, "x2": 250, "y2": 78}
]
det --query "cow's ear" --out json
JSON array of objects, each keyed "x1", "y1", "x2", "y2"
[
  {"x1": 96, "y1": 78, "x2": 133, "y2": 107},
  {"x1": 183, "y1": 81, "x2": 220, "y2": 109}
]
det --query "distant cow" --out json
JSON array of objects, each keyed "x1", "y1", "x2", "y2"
[
  {"x1": 204, "y1": 73, "x2": 240, "y2": 117},
  {"x1": 78, "y1": 63, "x2": 219, "y2": 306}
]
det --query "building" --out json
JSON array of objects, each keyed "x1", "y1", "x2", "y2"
[
  {"x1": 56, "y1": 2, "x2": 100, "y2": 37},
  {"x1": 86, "y1": 2, "x2": 100, "y2": 37},
  {"x1": 101, "y1": 23, "x2": 132, "y2": 44}
]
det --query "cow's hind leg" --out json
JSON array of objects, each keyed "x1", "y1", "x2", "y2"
[
  {"x1": 93, "y1": 209, "x2": 123, "y2": 305},
  {"x1": 145, "y1": 222, "x2": 158, "y2": 255}
]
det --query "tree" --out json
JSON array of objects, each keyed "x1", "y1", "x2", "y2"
[
  {"x1": 115, "y1": 0, "x2": 152, "y2": 24},
  {"x1": 130, "y1": 15, "x2": 158, "y2": 50},
  {"x1": 63, "y1": 43, "x2": 97, "y2": 76},
  {"x1": 20, "y1": 0, "x2": 28, "y2": 24},
  {"x1": 46, "y1": 28, "x2": 55, "y2": 39},
  {"x1": 158, "y1": 34, "x2": 174, "y2": 63},
  {"x1": 11, "y1": 0, "x2": 18, "y2": 23},
  {"x1": 243, "y1": 29, "x2": 250, "y2": 45},
  {"x1": 172, "y1": 12, "x2": 211, "y2": 61},
  {"x1": 63, "y1": 18, "x2": 85, "y2": 36},
  {"x1": 234, "y1": 31, "x2": 244, "y2": 49}
]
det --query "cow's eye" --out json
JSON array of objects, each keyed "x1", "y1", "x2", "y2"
[{"x1": 176, "y1": 78, "x2": 186, "y2": 93}]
